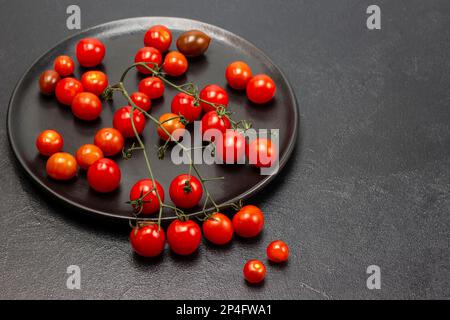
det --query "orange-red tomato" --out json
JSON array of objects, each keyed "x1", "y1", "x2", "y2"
[
  {"x1": 144, "y1": 25, "x2": 172, "y2": 53},
  {"x1": 134, "y1": 47, "x2": 162, "y2": 74},
  {"x1": 55, "y1": 77, "x2": 83, "y2": 106},
  {"x1": 94, "y1": 128, "x2": 124, "y2": 157},
  {"x1": 130, "y1": 224, "x2": 166, "y2": 257},
  {"x1": 232, "y1": 205, "x2": 264, "y2": 238},
  {"x1": 36, "y1": 130, "x2": 64, "y2": 156},
  {"x1": 46, "y1": 152, "x2": 78, "y2": 180},
  {"x1": 75, "y1": 144, "x2": 104, "y2": 170},
  {"x1": 246, "y1": 138, "x2": 277, "y2": 168},
  {"x1": 202, "y1": 213, "x2": 234, "y2": 245},
  {"x1": 53, "y1": 55, "x2": 75, "y2": 77},
  {"x1": 130, "y1": 92, "x2": 151, "y2": 112},
  {"x1": 266, "y1": 240, "x2": 289, "y2": 263},
  {"x1": 71, "y1": 92, "x2": 103, "y2": 121},
  {"x1": 225, "y1": 61, "x2": 252, "y2": 90},
  {"x1": 81, "y1": 71, "x2": 109, "y2": 96},
  {"x1": 87, "y1": 158, "x2": 121, "y2": 193},
  {"x1": 157, "y1": 113, "x2": 185, "y2": 141},
  {"x1": 246, "y1": 74, "x2": 276, "y2": 104},
  {"x1": 76, "y1": 38, "x2": 106, "y2": 67},
  {"x1": 138, "y1": 77, "x2": 165, "y2": 99},
  {"x1": 163, "y1": 51, "x2": 188, "y2": 77},
  {"x1": 243, "y1": 259, "x2": 266, "y2": 284}
]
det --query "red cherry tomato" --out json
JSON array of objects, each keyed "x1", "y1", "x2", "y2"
[
  {"x1": 202, "y1": 213, "x2": 234, "y2": 245},
  {"x1": 94, "y1": 128, "x2": 124, "y2": 156},
  {"x1": 246, "y1": 138, "x2": 277, "y2": 168},
  {"x1": 55, "y1": 77, "x2": 83, "y2": 106},
  {"x1": 225, "y1": 61, "x2": 252, "y2": 90},
  {"x1": 75, "y1": 144, "x2": 104, "y2": 170},
  {"x1": 232, "y1": 205, "x2": 264, "y2": 238},
  {"x1": 76, "y1": 38, "x2": 106, "y2": 67},
  {"x1": 53, "y1": 55, "x2": 75, "y2": 77},
  {"x1": 246, "y1": 74, "x2": 276, "y2": 104},
  {"x1": 215, "y1": 130, "x2": 246, "y2": 164},
  {"x1": 144, "y1": 25, "x2": 172, "y2": 53},
  {"x1": 87, "y1": 158, "x2": 121, "y2": 193},
  {"x1": 130, "y1": 224, "x2": 166, "y2": 257},
  {"x1": 243, "y1": 259, "x2": 266, "y2": 284},
  {"x1": 163, "y1": 51, "x2": 188, "y2": 77},
  {"x1": 200, "y1": 111, "x2": 231, "y2": 138},
  {"x1": 167, "y1": 220, "x2": 201, "y2": 255},
  {"x1": 169, "y1": 174, "x2": 203, "y2": 209},
  {"x1": 71, "y1": 92, "x2": 103, "y2": 121},
  {"x1": 46, "y1": 152, "x2": 78, "y2": 180},
  {"x1": 130, "y1": 92, "x2": 151, "y2": 112},
  {"x1": 199, "y1": 84, "x2": 229, "y2": 113},
  {"x1": 134, "y1": 47, "x2": 162, "y2": 74},
  {"x1": 113, "y1": 106, "x2": 146, "y2": 138},
  {"x1": 39, "y1": 70, "x2": 60, "y2": 95},
  {"x1": 171, "y1": 93, "x2": 202, "y2": 122},
  {"x1": 129, "y1": 179, "x2": 165, "y2": 215},
  {"x1": 157, "y1": 113, "x2": 185, "y2": 141},
  {"x1": 267, "y1": 240, "x2": 289, "y2": 263},
  {"x1": 36, "y1": 130, "x2": 64, "y2": 156},
  {"x1": 138, "y1": 77, "x2": 165, "y2": 99},
  {"x1": 81, "y1": 71, "x2": 108, "y2": 96}
]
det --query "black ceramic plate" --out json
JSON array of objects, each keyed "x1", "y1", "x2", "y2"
[{"x1": 7, "y1": 17, "x2": 298, "y2": 221}]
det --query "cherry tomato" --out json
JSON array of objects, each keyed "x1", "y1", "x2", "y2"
[
  {"x1": 130, "y1": 224, "x2": 165, "y2": 257},
  {"x1": 138, "y1": 77, "x2": 165, "y2": 99},
  {"x1": 76, "y1": 38, "x2": 106, "y2": 67},
  {"x1": 246, "y1": 74, "x2": 276, "y2": 104},
  {"x1": 199, "y1": 84, "x2": 229, "y2": 113},
  {"x1": 113, "y1": 106, "x2": 146, "y2": 138},
  {"x1": 71, "y1": 92, "x2": 103, "y2": 121},
  {"x1": 53, "y1": 55, "x2": 75, "y2": 77},
  {"x1": 39, "y1": 70, "x2": 60, "y2": 95},
  {"x1": 129, "y1": 179, "x2": 165, "y2": 215},
  {"x1": 163, "y1": 51, "x2": 188, "y2": 77},
  {"x1": 232, "y1": 205, "x2": 264, "y2": 238},
  {"x1": 169, "y1": 174, "x2": 203, "y2": 209},
  {"x1": 200, "y1": 111, "x2": 231, "y2": 138},
  {"x1": 246, "y1": 138, "x2": 277, "y2": 168},
  {"x1": 202, "y1": 213, "x2": 233, "y2": 245},
  {"x1": 176, "y1": 30, "x2": 211, "y2": 57},
  {"x1": 157, "y1": 113, "x2": 185, "y2": 141},
  {"x1": 36, "y1": 129, "x2": 63, "y2": 156},
  {"x1": 225, "y1": 61, "x2": 252, "y2": 90},
  {"x1": 171, "y1": 93, "x2": 201, "y2": 122},
  {"x1": 267, "y1": 240, "x2": 289, "y2": 263},
  {"x1": 144, "y1": 25, "x2": 172, "y2": 53},
  {"x1": 55, "y1": 77, "x2": 83, "y2": 106},
  {"x1": 243, "y1": 259, "x2": 266, "y2": 284},
  {"x1": 81, "y1": 71, "x2": 108, "y2": 96},
  {"x1": 167, "y1": 220, "x2": 201, "y2": 255},
  {"x1": 75, "y1": 144, "x2": 104, "y2": 170},
  {"x1": 46, "y1": 152, "x2": 77, "y2": 180},
  {"x1": 130, "y1": 92, "x2": 151, "y2": 112},
  {"x1": 134, "y1": 47, "x2": 162, "y2": 74},
  {"x1": 94, "y1": 128, "x2": 124, "y2": 156},
  {"x1": 87, "y1": 158, "x2": 121, "y2": 193},
  {"x1": 215, "y1": 130, "x2": 246, "y2": 164}
]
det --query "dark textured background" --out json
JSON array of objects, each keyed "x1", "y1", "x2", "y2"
[{"x1": 0, "y1": 0, "x2": 449, "y2": 300}]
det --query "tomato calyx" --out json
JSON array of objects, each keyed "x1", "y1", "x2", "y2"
[{"x1": 127, "y1": 189, "x2": 155, "y2": 215}]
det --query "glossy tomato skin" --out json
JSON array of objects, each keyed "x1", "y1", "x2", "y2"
[
  {"x1": 76, "y1": 38, "x2": 106, "y2": 67},
  {"x1": 232, "y1": 205, "x2": 264, "y2": 238},
  {"x1": 215, "y1": 130, "x2": 246, "y2": 164},
  {"x1": 202, "y1": 213, "x2": 234, "y2": 245},
  {"x1": 39, "y1": 70, "x2": 61, "y2": 95},
  {"x1": 113, "y1": 106, "x2": 146, "y2": 138},
  {"x1": 200, "y1": 111, "x2": 231, "y2": 138},
  {"x1": 167, "y1": 220, "x2": 202, "y2": 255},
  {"x1": 243, "y1": 260, "x2": 266, "y2": 284},
  {"x1": 75, "y1": 144, "x2": 104, "y2": 170},
  {"x1": 138, "y1": 77, "x2": 165, "y2": 99},
  {"x1": 130, "y1": 92, "x2": 151, "y2": 112},
  {"x1": 169, "y1": 174, "x2": 203, "y2": 209},
  {"x1": 87, "y1": 158, "x2": 121, "y2": 193},
  {"x1": 81, "y1": 71, "x2": 108, "y2": 96},
  {"x1": 267, "y1": 240, "x2": 289, "y2": 263},
  {"x1": 134, "y1": 47, "x2": 162, "y2": 74},
  {"x1": 144, "y1": 25, "x2": 172, "y2": 53},
  {"x1": 157, "y1": 113, "x2": 185, "y2": 141},
  {"x1": 246, "y1": 74, "x2": 276, "y2": 104},
  {"x1": 225, "y1": 61, "x2": 252, "y2": 90},
  {"x1": 163, "y1": 51, "x2": 188, "y2": 77},
  {"x1": 171, "y1": 93, "x2": 202, "y2": 122},
  {"x1": 130, "y1": 225, "x2": 166, "y2": 257},
  {"x1": 94, "y1": 128, "x2": 124, "y2": 156},
  {"x1": 71, "y1": 92, "x2": 103, "y2": 121},
  {"x1": 46, "y1": 152, "x2": 78, "y2": 180},
  {"x1": 246, "y1": 138, "x2": 277, "y2": 168},
  {"x1": 53, "y1": 55, "x2": 75, "y2": 77},
  {"x1": 129, "y1": 179, "x2": 165, "y2": 215},
  {"x1": 55, "y1": 77, "x2": 83, "y2": 106},
  {"x1": 199, "y1": 84, "x2": 229, "y2": 113},
  {"x1": 36, "y1": 130, "x2": 64, "y2": 156}
]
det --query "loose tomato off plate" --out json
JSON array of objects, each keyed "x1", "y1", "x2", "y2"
[{"x1": 7, "y1": 17, "x2": 298, "y2": 220}]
